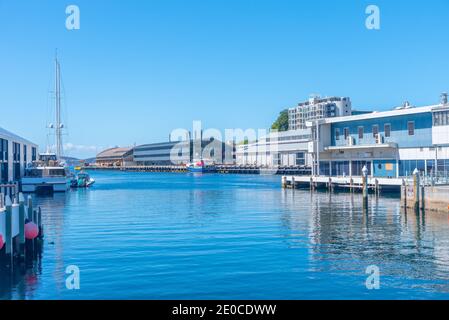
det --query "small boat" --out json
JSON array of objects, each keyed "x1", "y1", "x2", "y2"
[
  {"x1": 186, "y1": 160, "x2": 216, "y2": 173},
  {"x1": 71, "y1": 171, "x2": 95, "y2": 188},
  {"x1": 74, "y1": 166, "x2": 82, "y2": 171}
]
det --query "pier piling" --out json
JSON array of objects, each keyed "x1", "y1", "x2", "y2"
[
  {"x1": 413, "y1": 168, "x2": 420, "y2": 211},
  {"x1": 362, "y1": 166, "x2": 368, "y2": 206},
  {"x1": 38, "y1": 207, "x2": 43, "y2": 238},
  {"x1": 18, "y1": 193, "x2": 26, "y2": 261},
  {"x1": 281, "y1": 176, "x2": 287, "y2": 188},
  {"x1": 5, "y1": 196, "x2": 13, "y2": 268},
  {"x1": 27, "y1": 196, "x2": 33, "y2": 221}
]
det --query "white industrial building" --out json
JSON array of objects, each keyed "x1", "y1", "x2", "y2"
[{"x1": 235, "y1": 129, "x2": 312, "y2": 167}]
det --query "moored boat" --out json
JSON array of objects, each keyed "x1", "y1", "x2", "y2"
[
  {"x1": 71, "y1": 171, "x2": 95, "y2": 188},
  {"x1": 186, "y1": 160, "x2": 216, "y2": 173},
  {"x1": 21, "y1": 153, "x2": 72, "y2": 193}
]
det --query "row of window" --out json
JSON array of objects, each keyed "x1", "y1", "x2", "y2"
[
  {"x1": 433, "y1": 110, "x2": 449, "y2": 127},
  {"x1": 13, "y1": 142, "x2": 21, "y2": 162},
  {"x1": 318, "y1": 159, "x2": 449, "y2": 177},
  {"x1": 335, "y1": 122, "x2": 415, "y2": 140}
]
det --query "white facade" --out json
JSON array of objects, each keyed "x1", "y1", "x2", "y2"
[
  {"x1": 0, "y1": 127, "x2": 38, "y2": 183},
  {"x1": 306, "y1": 100, "x2": 449, "y2": 178},
  {"x1": 236, "y1": 129, "x2": 312, "y2": 167}
]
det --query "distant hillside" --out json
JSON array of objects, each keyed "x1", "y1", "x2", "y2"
[
  {"x1": 61, "y1": 156, "x2": 81, "y2": 166},
  {"x1": 83, "y1": 157, "x2": 96, "y2": 164}
]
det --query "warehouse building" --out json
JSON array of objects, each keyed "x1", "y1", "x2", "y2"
[{"x1": 96, "y1": 147, "x2": 134, "y2": 167}]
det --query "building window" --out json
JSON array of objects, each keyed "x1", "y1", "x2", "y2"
[
  {"x1": 13, "y1": 142, "x2": 21, "y2": 162},
  {"x1": 433, "y1": 110, "x2": 449, "y2": 126},
  {"x1": 335, "y1": 128, "x2": 340, "y2": 141},
  {"x1": 295, "y1": 152, "x2": 305, "y2": 166},
  {"x1": 32, "y1": 147, "x2": 37, "y2": 161},
  {"x1": 344, "y1": 128, "x2": 349, "y2": 140},
  {"x1": 358, "y1": 126, "x2": 364, "y2": 139},
  {"x1": 384, "y1": 124, "x2": 391, "y2": 138},
  {"x1": 24, "y1": 145, "x2": 27, "y2": 164},
  {"x1": 408, "y1": 121, "x2": 415, "y2": 135},
  {"x1": 372, "y1": 125, "x2": 379, "y2": 138}
]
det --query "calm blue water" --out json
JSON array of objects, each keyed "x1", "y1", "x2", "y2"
[{"x1": 1, "y1": 171, "x2": 449, "y2": 300}]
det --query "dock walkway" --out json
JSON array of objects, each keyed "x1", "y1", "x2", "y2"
[{"x1": 282, "y1": 175, "x2": 403, "y2": 192}]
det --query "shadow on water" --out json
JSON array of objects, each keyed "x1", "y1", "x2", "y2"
[{"x1": 0, "y1": 192, "x2": 69, "y2": 300}]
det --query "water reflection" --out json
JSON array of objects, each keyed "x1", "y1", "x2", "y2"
[
  {"x1": 280, "y1": 189, "x2": 449, "y2": 295},
  {"x1": 2, "y1": 173, "x2": 449, "y2": 299}
]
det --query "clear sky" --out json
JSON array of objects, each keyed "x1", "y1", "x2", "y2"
[{"x1": 1, "y1": 0, "x2": 448, "y2": 158}]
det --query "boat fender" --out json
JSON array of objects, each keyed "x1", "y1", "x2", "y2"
[
  {"x1": 25, "y1": 222, "x2": 39, "y2": 240},
  {"x1": 0, "y1": 234, "x2": 4, "y2": 250}
]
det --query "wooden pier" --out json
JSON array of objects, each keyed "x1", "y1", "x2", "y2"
[
  {"x1": 0, "y1": 193, "x2": 44, "y2": 270},
  {"x1": 84, "y1": 165, "x2": 311, "y2": 175},
  {"x1": 281, "y1": 175, "x2": 403, "y2": 193}
]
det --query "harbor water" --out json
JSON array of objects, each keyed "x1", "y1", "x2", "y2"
[{"x1": 1, "y1": 171, "x2": 449, "y2": 299}]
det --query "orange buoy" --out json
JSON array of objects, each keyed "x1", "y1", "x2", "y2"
[
  {"x1": 0, "y1": 234, "x2": 4, "y2": 250},
  {"x1": 25, "y1": 222, "x2": 39, "y2": 240}
]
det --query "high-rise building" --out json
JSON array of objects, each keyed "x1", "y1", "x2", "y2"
[{"x1": 288, "y1": 96, "x2": 352, "y2": 130}]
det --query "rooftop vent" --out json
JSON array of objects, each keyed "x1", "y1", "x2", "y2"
[{"x1": 441, "y1": 92, "x2": 448, "y2": 105}]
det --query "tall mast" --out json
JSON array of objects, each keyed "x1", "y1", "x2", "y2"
[{"x1": 55, "y1": 53, "x2": 62, "y2": 159}]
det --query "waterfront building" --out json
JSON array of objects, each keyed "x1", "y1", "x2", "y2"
[
  {"x1": 0, "y1": 127, "x2": 38, "y2": 183},
  {"x1": 235, "y1": 129, "x2": 312, "y2": 167},
  {"x1": 288, "y1": 96, "x2": 352, "y2": 130},
  {"x1": 308, "y1": 95, "x2": 449, "y2": 178},
  {"x1": 133, "y1": 139, "x2": 233, "y2": 166},
  {"x1": 96, "y1": 147, "x2": 134, "y2": 167}
]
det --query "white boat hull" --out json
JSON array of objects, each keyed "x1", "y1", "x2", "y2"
[{"x1": 21, "y1": 177, "x2": 71, "y2": 193}]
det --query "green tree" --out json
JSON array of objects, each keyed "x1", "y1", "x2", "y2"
[{"x1": 271, "y1": 109, "x2": 289, "y2": 132}]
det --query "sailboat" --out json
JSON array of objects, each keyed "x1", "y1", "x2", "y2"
[{"x1": 21, "y1": 54, "x2": 72, "y2": 193}]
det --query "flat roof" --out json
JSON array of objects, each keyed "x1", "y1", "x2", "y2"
[
  {"x1": 320, "y1": 104, "x2": 437, "y2": 124},
  {"x1": 0, "y1": 126, "x2": 37, "y2": 146}
]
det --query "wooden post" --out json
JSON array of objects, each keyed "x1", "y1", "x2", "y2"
[
  {"x1": 38, "y1": 207, "x2": 43, "y2": 238},
  {"x1": 27, "y1": 195, "x2": 33, "y2": 221},
  {"x1": 375, "y1": 179, "x2": 379, "y2": 197},
  {"x1": 18, "y1": 193, "x2": 26, "y2": 260},
  {"x1": 281, "y1": 176, "x2": 287, "y2": 189},
  {"x1": 4, "y1": 195, "x2": 13, "y2": 267},
  {"x1": 291, "y1": 176, "x2": 295, "y2": 189},
  {"x1": 420, "y1": 185, "x2": 425, "y2": 211},
  {"x1": 413, "y1": 168, "x2": 420, "y2": 211},
  {"x1": 402, "y1": 179, "x2": 407, "y2": 208}
]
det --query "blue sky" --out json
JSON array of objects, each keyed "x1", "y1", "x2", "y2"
[{"x1": 1, "y1": 0, "x2": 448, "y2": 158}]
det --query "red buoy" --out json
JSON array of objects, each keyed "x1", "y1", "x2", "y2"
[
  {"x1": 25, "y1": 222, "x2": 39, "y2": 240},
  {"x1": 0, "y1": 234, "x2": 4, "y2": 250}
]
